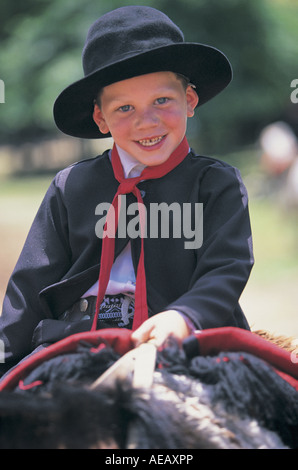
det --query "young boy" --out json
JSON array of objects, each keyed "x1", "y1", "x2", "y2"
[{"x1": 0, "y1": 6, "x2": 254, "y2": 377}]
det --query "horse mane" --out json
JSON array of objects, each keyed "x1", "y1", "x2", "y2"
[{"x1": 253, "y1": 329, "x2": 297, "y2": 353}]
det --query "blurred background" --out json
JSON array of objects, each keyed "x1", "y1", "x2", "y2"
[{"x1": 0, "y1": 0, "x2": 297, "y2": 337}]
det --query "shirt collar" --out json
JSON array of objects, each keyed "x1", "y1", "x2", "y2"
[
  {"x1": 115, "y1": 144, "x2": 146, "y2": 178},
  {"x1": 112, "y1": 142, "x2": 190, "y2": 178}
]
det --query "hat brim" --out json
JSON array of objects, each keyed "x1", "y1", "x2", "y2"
[{"x1": 53, "y1": 43, "x2": 232, "y2": 139}]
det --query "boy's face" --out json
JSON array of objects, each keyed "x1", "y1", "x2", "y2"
[{"x1": 93, "y1": 72, "x2": 198, "y2": 166}]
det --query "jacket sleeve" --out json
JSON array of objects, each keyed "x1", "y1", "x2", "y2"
[
  {"x1": 0, "y1": 171, "x2": 71, "y2": 375},
  {"x1": 167, "y1": 162, "x2": 254, "y2": 330}
]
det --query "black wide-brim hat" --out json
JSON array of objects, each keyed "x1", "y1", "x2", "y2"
[{"x1": 53, "y1": 6, "x2": 232, "y2": 139}]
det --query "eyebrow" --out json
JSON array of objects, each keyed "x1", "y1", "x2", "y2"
[
  {"x1": 99, "y1": 80, "x2": 183, "y2": 109},
  {"x1": 107, "y1": 86, "x2": 177, "y2": 102}
]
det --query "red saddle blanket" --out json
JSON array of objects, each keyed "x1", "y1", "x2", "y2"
[{"x1": 0, "y1": 326, "x2": 297, "y2": 391}]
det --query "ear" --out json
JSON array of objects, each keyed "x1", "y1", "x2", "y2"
[
  {"x1": 186, "y1": 86, "x2": 199, "y2": 118},
  {"x1": 93, "y1": 103, "x2": 110, "y2": 134}
]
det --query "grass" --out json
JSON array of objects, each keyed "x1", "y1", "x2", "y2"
[
  {"x1": 225, "y1": 149, "x2": 298, "y2": 337},
  {"x1": 224, "y1": 148, "x2": 298, "y2": 279},
  {"x1": 240, "y1": 196, "x2": 298, "y2": 337},
  {"x1": 0, "y1": 174, "x2": 55, "y2": 197},
  {"x1": 249, "y1": 199, "x2": 298, "y2": 281}
]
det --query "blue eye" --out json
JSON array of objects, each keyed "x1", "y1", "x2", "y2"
[
  {"x1": 119, "y1": 105, "x2": 132, "y2": 112},
  {"x1": 156, "y1": 97, "x2": 169, "y2": 105}
]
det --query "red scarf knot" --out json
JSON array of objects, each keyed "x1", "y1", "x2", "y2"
[{"x1": 118, "y1": 178, "x2": 140, "y2": 195}]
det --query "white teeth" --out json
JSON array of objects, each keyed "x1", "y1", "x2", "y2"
[{"x1": 138, "y1": 136, "x2": 163, "y2": 147}]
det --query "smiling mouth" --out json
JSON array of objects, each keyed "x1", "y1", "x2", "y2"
[{"x1": 138, "y1": 136, "x2": 165, "y2": 147}]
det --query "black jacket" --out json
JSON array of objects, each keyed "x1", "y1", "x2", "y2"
[{"x1": 0, "y1": 149, "x2": 254, "y2": 375}]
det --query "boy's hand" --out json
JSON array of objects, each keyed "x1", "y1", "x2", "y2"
[{"x1": 131, "y1": 310, "x2": 191, "y2": 348}]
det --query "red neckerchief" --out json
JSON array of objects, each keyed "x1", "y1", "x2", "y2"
[{"x1": 91, "y1": 136, "x2": 189, "y2": 331}]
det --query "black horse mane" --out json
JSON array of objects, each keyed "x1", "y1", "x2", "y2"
[{"x1": 0, "y1": 338, "x2": 297, "y2": 449}]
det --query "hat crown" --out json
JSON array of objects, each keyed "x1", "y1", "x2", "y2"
[{"x1": 82, "y1": 6, "x2": 184, "y2": 76}]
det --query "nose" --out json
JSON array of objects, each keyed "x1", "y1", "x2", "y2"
[{"x1": 135, "y1": 107, "x2": 159, "y2": 130}]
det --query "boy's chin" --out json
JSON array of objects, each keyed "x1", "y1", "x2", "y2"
[{"x1": 131, "y1": 139, "x2": 178, "y2": 166}]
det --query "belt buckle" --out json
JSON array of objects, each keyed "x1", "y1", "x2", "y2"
[{"x1": 79, "y1": 298, "x2": 89, "y2": 313}]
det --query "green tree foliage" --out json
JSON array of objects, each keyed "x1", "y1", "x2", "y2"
[
  {"x1": 0, "y1": 0, "x2": 297, "y2": 153},
  {"x1": 156, "y1": 0, "x2": 298, "y2": 152}
]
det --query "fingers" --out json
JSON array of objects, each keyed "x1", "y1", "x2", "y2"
[
  {"x1": 131, "y1": 320, "x2": 157, "y2": 347},
  {"x1": 131, "y1": 310, "x2": 190, "y2": 348}
]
